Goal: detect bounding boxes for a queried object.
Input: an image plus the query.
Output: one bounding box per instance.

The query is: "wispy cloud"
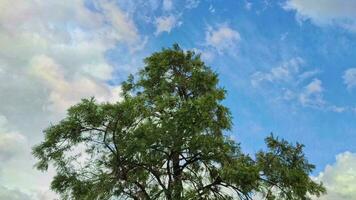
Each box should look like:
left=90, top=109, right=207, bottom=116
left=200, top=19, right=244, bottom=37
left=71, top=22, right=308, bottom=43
left=154, top=15, right=182, bottom=35
left=205, top=24, right=241, bottom=53
left=185, top=0, right=200, bottom=9
left=162, top=0, right=173, bottom=11
left=250, top=57, right=325, bottom=108
left=251, top=57, right=304, bottom=87
left=284, top=0, right=356, bottom=31
left=343, top=68, right=356, bottom=90
left=244, top=0, right=253, bottom=10
left=250, top=57, right=349, bottom=112
left=299, top=78, right=325, bottom=108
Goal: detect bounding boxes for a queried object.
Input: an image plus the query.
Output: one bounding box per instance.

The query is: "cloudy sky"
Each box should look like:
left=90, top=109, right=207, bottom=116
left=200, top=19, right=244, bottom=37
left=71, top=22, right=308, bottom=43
left=0, top=0, right=356, bottom=199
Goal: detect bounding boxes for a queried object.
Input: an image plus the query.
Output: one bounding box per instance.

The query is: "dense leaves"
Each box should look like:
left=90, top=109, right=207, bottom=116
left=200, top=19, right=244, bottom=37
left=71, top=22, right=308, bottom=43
left=33, top=44, right=325, bottom=200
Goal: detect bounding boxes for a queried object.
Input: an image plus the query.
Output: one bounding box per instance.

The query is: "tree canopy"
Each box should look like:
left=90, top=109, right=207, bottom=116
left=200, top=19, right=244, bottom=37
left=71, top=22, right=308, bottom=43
left=33, top=44, right=326, bottom=200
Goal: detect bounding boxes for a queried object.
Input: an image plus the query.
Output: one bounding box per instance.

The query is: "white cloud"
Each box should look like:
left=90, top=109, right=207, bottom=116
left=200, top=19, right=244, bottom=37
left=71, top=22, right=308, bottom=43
left=328, top=105, right=346, bottom=113
left=0, top=115, right=46, bottom=199
left=185, top=0, right=200, bottom=9
left=35, top=189, right=58, bottom=200
left=298, top=69, right=321, bottom=83
left=0, top=132, right=27, bottom=162
left=299, top=78, right=325, bottom=108
left=250, top=58, right=336, bottom=110
left=205, top=24, right=241, bottom=53
left=284, top=0, right=356, bottom=31
left=191, top=48, right=215, bottom=63
left=305, top=79, right=323, bottom=94
left=163, top=0, right=173, bottom=11
left=0, top=0, right=143, bottom=199
left=30, top=55, right=122, bottom=113
left=155, top=15, right=181, bottom=35
left=209, top=5, right=216, bottom=13
left=314, top=152, right=356, bottom=200
left=343, top=68, right=356, bottom=90
left=251, top=57, right=304, bottom=87
left=245, top=1, right=253, bottom=10
left=0, top=186, right=33, bottom=200
left=0, top=115, right=27, bottom=162
left=0, top=0, right=140, bottom=115
left=98, top=1, right=142, bottom=48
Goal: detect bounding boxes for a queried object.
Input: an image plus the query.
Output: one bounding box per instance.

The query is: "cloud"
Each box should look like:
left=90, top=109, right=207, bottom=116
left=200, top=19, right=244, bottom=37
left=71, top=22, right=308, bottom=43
left=36, top=189, right=58, bottom=200
left=284, top=0, right=356, bottom=31
left=251, top=57, right=304, bottom=87
left=299, top=79, right=325, bottom=108
left=190, top=48, right=215, bottom=63
left=250, top=58, right=341, bottom=110
left=250, top=58, right=356, bottom=112
left=30, top=55, right=121, bottom=113
left=343, top=68, right=356, bottom=90
left=0, top=132, right=27, bottom=162
left=205, top=24, right=241, bottom=53
left=163, top=0, right=173, bottom=11
left=328, top=105, right=347, bottom=113
left=314, top=152, right=356, bottom=200
left=245, top=1, right=253, bottom=10
left=0, top=0, right=140, bottom=116
left=185, top=0, right=200, bottom=9
left=0, top=186, right=33, bottom=200
left=251, top=61, right=356, bottom=113
left=0, top=115, right=27, bottom=162
left=208, top=5, right=216, bottom=13
left=0, top=0, right=143, bottom=198
left=0, top=115, right=45, bottom=199
left=155, top=15, right=182, bottom=35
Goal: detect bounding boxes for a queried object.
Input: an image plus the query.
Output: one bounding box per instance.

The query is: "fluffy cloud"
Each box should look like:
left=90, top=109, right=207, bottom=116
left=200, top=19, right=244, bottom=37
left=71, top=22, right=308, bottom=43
left=0, top=0, right=143, bottom=199
left=30, top=55, right=121, bottom=113
left=0, top=132, right=27, bottom=162
left=0, top=0, right=141, bottom=118
left=314, top=152, right=356, bottom=200
left=0, top=115, right=43, bottom=199
left=343, top=68, right=356, bottom=90
left=205, top=24, right=241, bottom=53
left=284, top=0, right=356, bottom=31
left=0, top=0, right=140, bottom=114
left=0, top=186, right=33, bottom=200
left=163, top=0, right=173, bottom=11
left=155, top=15, right=182, bottom=35
left=299, top=79, right=325, bottom=108
left=0, top=115, right=27, bottom=162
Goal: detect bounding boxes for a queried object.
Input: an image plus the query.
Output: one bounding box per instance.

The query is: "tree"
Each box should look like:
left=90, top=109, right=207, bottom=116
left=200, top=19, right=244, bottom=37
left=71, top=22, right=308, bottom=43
left=33, top=44, right=326, bottom=200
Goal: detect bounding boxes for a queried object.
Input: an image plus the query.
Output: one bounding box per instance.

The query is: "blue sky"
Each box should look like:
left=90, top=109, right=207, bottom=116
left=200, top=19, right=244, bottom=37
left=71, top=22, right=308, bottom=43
left=0, top=0, right=356, bottom=199
left=110, top=0, right=356, bottom=172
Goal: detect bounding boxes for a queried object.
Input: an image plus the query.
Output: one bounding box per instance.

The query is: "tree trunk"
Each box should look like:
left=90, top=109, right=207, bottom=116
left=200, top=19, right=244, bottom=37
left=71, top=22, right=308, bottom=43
left=172, top=151, right=183, bottom=199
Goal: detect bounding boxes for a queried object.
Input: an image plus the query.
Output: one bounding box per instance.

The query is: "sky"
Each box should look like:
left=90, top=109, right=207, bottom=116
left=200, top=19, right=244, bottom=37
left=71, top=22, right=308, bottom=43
left=0, top=0, right=356, bottom=199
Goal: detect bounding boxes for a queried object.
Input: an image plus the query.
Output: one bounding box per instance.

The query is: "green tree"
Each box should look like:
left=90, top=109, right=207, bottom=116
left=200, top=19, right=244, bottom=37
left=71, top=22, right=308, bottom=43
left=33, top=44, right=325, bottom=200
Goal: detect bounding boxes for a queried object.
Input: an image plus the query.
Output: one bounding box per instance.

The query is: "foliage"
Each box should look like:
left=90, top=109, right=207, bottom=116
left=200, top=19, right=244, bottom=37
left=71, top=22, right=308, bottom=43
left=33, top=44, right=326, bottom=200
